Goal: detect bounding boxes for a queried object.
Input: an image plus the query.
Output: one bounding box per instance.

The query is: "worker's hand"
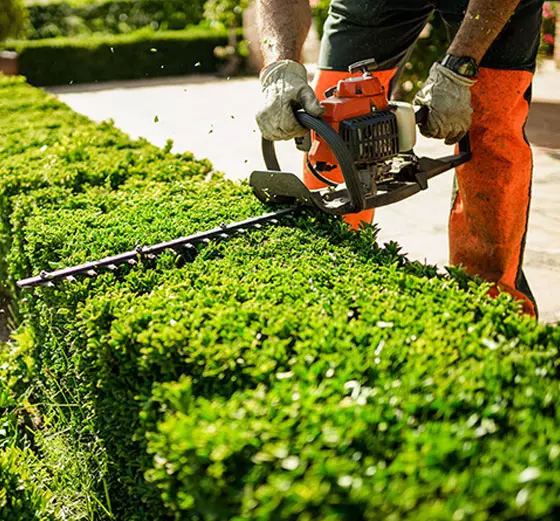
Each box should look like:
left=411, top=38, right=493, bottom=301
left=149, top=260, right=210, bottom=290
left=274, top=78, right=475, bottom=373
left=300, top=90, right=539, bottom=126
left=256, top=60, right=325, bottom=141
left=413, top=62, right=477, bottom=145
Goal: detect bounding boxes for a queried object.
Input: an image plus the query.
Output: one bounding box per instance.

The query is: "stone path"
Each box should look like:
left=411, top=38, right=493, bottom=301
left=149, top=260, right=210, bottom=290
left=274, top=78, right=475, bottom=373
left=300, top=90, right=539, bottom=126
left=48, top=63, right=560, bottom=323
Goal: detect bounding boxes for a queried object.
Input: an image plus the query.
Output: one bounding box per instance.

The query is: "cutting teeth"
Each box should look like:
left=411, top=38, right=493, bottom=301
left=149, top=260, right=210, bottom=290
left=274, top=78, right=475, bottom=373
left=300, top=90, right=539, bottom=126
left=17, top=206, right=300, bottom=289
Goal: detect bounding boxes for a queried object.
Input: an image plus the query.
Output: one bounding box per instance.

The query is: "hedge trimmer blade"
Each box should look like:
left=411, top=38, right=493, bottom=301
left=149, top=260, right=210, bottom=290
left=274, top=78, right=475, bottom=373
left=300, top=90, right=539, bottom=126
left=17, top=206, right=300, bottom=289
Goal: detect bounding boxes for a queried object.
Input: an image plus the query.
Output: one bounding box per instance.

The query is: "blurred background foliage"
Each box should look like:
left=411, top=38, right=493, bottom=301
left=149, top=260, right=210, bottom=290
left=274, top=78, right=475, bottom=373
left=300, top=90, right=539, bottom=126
left=0, top=0, right=28, bottom=42
left=541, top=1, right=557, bottom=56
left=23, top=0, right=207, bottom=39
left=204, top=0, right=248, bottom=29
left=1, top=0, right=557, bottom=92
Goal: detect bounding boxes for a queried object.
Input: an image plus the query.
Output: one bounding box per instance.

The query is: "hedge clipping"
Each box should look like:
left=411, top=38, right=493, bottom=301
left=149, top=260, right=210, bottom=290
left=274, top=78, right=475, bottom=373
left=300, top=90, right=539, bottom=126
left=0, top=76, right=559, bottom=520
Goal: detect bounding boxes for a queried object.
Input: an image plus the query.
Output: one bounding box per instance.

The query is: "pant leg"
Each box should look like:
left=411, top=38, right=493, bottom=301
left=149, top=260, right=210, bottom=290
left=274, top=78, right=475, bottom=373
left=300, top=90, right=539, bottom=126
left=319, top=0, right=435, bottom=72
left=309, top=0, right=434, bottom=229
left=441, top=0, right=543, bottom=317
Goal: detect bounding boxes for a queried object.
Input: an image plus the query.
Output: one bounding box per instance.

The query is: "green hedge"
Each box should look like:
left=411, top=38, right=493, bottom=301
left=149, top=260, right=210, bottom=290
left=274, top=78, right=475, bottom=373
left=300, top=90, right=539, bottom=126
left=6, top=26, right=231, bottom=85
left=1, top=77, right=560, bottom=520
left=25, top=0, right=206, bottom=39
left=0, top=447, right=53, bottom=520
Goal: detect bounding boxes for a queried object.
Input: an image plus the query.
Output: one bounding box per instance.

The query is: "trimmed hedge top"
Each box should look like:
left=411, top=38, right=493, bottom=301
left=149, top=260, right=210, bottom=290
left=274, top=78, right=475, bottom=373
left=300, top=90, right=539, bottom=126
left=1, top=78, right=559, bottom=520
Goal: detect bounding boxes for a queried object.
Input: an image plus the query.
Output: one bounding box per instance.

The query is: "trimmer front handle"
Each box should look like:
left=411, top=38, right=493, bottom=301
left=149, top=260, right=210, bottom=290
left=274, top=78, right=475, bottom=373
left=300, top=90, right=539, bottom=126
left=253, top=109, right=472, bottom=215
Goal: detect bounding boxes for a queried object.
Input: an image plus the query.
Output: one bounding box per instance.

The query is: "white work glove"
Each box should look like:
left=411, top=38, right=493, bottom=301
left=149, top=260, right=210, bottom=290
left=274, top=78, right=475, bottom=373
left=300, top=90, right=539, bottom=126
left=256, top=60, right=325, bottom=141
left=413, top=62, right=477, bottom=145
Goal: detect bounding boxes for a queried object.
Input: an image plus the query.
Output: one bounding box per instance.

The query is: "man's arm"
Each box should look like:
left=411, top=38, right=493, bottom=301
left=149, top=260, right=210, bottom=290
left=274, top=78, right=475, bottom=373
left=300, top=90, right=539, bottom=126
left=414, top=0, right=522, bottom=143
left=448, top=0, right=522, bottom=63
left=254, top=0, right=324, bottom=141
left=257, top=0, right=311, bottom=65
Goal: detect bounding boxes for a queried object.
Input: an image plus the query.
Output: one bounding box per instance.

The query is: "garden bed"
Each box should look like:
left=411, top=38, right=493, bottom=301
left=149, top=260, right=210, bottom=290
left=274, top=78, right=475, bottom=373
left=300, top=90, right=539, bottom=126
left=1, top=77, right=559, bottom=520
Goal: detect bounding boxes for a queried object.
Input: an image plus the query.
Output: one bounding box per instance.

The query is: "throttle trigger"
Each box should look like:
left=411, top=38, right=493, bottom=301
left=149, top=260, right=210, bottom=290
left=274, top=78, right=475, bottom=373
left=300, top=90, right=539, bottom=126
left=415, top=171, right=428, bottom=190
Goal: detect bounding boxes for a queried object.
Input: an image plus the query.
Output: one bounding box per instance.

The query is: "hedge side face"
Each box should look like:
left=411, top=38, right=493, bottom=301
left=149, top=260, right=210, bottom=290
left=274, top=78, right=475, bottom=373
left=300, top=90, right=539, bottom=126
left=7, top=27, right=231, bottom=86
left=1, top=78, right=560, bottom=520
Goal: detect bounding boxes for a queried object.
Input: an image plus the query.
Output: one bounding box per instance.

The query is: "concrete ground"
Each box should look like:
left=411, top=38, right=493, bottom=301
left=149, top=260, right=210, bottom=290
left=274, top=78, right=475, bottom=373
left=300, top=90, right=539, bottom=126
left=48, top=63, right=560, bottom=323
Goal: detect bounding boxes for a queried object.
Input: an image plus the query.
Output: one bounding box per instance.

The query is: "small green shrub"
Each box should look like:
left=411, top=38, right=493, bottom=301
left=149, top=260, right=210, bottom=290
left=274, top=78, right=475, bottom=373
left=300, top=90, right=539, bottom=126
left=6, top=26, right=232, bottom=85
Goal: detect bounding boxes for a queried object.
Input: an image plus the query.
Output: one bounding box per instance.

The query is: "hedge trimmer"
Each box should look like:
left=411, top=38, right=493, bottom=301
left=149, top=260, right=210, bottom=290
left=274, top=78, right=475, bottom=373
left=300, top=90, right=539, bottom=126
left=17, top=58, right=470, bottom=289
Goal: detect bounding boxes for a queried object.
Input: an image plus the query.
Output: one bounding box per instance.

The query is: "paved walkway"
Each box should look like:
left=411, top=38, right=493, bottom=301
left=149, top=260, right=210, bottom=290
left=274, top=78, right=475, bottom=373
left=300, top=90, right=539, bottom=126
left=49, top=63, right=560, bottom=323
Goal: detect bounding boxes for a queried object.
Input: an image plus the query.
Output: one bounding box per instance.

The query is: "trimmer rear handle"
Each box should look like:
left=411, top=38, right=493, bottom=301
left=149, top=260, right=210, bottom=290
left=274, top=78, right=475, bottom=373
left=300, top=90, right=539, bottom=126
left=414, top=105, right=430, bottom=126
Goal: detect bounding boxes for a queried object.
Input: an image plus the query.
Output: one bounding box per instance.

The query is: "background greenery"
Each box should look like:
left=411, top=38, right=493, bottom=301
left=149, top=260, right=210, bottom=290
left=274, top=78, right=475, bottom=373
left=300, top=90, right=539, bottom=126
left=0, top=0, right=28, bottom=42
left=3, top=0, right=558, bottom=88
left=541, top=2, right=557, bottom=57
left=3, top=0, right=449, bottom=90
left=24, top=0, right=206, bottom=39
left=7, top=26, right=232, bottom=85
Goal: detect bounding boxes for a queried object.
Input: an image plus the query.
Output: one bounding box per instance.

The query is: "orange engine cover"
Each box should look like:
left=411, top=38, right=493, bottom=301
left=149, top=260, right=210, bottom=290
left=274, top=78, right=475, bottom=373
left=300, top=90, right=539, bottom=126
left=310, top=74, right=390, bottom=167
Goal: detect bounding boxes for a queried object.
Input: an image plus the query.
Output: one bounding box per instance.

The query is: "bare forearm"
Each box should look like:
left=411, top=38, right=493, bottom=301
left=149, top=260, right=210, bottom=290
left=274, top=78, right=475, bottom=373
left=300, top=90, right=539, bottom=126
left=448, top=0, right=521, bottom=63
left=257, top=0, right=311, bottom=66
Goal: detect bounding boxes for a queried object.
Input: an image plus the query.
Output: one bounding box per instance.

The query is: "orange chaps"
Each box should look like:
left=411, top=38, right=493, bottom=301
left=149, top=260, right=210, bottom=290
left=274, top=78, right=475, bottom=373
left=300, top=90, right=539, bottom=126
left=450, top=68, right=536, bottom=316
left=305, top=68, right=537, bottom=316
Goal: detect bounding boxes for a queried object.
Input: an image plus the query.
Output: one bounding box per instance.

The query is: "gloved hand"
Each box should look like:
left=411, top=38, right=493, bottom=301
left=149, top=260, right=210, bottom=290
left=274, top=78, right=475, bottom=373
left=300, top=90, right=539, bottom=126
left=413, top=62, right=477, bottom=145
left=256, top=60, right=325, bottom=141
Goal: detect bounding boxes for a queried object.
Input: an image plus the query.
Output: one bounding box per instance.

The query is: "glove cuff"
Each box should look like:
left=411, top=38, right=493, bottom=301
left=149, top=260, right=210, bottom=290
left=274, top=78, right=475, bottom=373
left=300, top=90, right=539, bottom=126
left=260, top=60, right=308, bottom=87
left=436, top=62, right=477, bottom=88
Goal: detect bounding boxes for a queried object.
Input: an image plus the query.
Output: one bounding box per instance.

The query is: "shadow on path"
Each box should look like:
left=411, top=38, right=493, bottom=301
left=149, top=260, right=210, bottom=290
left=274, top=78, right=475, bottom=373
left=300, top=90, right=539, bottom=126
left=527, top=101, right=560, bottom=150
